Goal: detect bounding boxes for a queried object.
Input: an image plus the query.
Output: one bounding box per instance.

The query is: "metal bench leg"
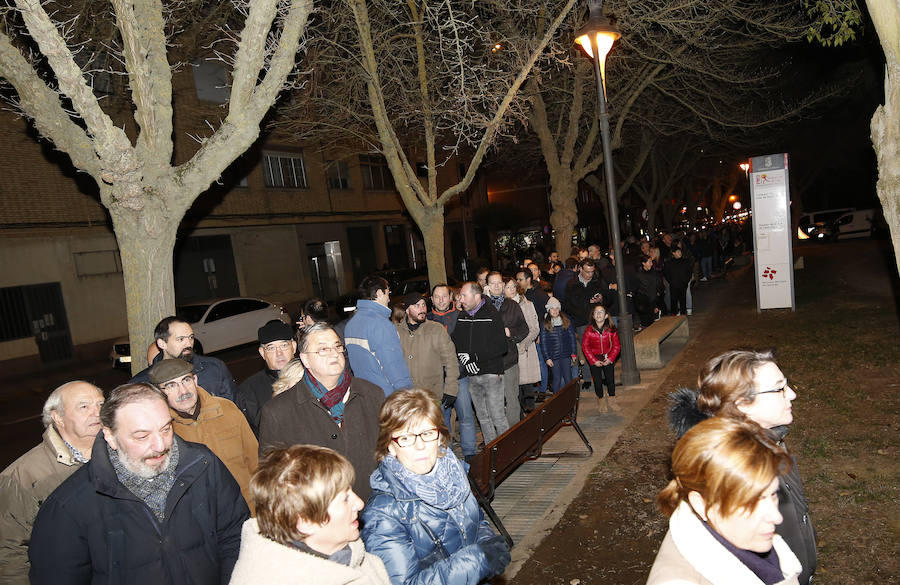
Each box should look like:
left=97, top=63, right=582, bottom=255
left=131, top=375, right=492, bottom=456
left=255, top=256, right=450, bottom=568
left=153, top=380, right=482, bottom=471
left=468, top=475, right=514, bottom=549
left=567, top=417, right=594, bottom=456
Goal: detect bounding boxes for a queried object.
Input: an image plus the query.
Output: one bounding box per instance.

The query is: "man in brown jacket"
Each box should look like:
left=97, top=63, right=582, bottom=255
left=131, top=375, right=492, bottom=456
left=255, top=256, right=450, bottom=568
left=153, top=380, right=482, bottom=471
left=396, top=292, right=459, bottom=406
left=149, top=359, right=258, bottom=512
left=0, top=381, right=104, bottom=584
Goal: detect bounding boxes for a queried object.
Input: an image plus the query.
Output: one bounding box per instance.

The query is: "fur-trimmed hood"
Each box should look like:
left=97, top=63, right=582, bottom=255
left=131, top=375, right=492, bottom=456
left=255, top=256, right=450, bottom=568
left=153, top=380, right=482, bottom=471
left=667, top=387, right=711, bottom=438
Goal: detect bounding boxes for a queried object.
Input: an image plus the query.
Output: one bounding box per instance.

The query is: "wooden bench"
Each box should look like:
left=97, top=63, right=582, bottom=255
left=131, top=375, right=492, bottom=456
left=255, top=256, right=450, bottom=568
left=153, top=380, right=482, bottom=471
left=633, top=315, right=689, bottom=369
left=467, top=379, right=593, bottom=547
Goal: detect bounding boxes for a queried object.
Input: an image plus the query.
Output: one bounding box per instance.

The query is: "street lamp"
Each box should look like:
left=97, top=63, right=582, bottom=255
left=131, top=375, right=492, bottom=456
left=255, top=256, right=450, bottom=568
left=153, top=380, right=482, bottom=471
left=575, top=0, right=640, bottom=386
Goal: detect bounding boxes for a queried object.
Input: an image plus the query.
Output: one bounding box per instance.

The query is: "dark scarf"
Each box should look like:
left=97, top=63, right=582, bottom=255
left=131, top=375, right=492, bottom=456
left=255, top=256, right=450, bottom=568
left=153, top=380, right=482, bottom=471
left=288, top=540, right=353, bottom=566
left=303, top=364, right=352, bottom=426
left=107, top=439, right=180, bottom=522
left=703, top=521, right=784, bottom=585
left=172, top=393, right=202, bottom=421
left=488, top=294, right=504, bottom=311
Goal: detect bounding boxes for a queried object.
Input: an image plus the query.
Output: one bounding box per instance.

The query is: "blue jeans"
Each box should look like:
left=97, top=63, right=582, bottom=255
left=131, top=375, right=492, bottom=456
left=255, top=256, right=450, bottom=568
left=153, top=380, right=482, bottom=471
left=538, top=351, right=549, bottom=393
left=701, top=257, right=713, bottom=279
left=549, top=360, right=574, bottom=393
left=444, top=376, right=476, bottom=456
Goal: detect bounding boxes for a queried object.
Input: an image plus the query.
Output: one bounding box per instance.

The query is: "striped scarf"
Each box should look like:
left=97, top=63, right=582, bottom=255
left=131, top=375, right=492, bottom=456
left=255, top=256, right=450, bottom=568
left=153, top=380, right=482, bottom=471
left=303, top=364, right=352, bottom=426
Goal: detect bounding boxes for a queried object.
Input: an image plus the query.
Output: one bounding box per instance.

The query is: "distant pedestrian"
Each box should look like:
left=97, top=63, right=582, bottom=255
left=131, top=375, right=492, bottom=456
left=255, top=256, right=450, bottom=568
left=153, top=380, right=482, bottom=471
left=663, top=247, right=692, bottom=316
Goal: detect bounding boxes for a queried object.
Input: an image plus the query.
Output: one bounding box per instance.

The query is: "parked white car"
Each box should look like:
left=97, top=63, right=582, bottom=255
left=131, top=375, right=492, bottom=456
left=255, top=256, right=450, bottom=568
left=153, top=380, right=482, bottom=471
left=111, top=297, right=290, bottom=368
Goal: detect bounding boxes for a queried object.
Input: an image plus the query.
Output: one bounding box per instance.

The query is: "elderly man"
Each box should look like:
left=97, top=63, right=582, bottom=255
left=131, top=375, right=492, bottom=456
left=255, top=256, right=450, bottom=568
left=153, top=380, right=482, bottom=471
left=485, top=272, right=529, bottom=427
left=149, top=359, right=258, bottom=512
left=451, top=282, right=509, bottom=445
left=258, top=323, right=384, bottom=500
left=0, top=381, right=103, bottom=584
left=236, top=320, right=297, bottom=435
left=345, top=275, right=413, bottom=396
left=130, top=316, right=239, bottom=401
left=396, top=292, right=459, bottom=406
left=29, top=383, right=249, bottom=585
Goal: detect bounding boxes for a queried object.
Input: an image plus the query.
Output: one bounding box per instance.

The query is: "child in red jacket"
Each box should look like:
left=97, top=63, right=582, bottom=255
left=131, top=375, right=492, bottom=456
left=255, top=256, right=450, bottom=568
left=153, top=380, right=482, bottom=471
left=581, top=305, right=621, bottom=412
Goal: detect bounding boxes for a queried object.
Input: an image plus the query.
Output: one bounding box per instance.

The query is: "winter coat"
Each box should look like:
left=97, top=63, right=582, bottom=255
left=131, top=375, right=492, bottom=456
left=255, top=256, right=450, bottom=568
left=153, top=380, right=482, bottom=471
left=28, top=434, right=249, bottom=585
left=634, top=268, right=662, bottom=312
left=396, top=319, right=459, bottom=400
left=663, top=257, right=693, bottom=290
left=346, top=300, right=414, bottom=396
left=427, top=309, right=460, bottom=335
left=564, top=276, right=610, bottom=328
left=647, top=501, right=801, bottom=585
left=552, top=269, right=576, bottom=302
left=451, top=301, right=508, bottom=377
left=488, top=296, right=529, bottom=371
left=537, top=318, right=577, bottom=363
left=235, top=368, right=278, bottom=436
left=581, top=325, right=621, bottom=366
left=524, top=287, right=550, bottom=324
left=361, top=457, right=498, bottom=585
left=668, top=389, right=817, bottom=585
left=516, top=298, right=541, bottom=385
left=258, top=376, right=384, bottom=501
left=228, top=519, right=392, bottom=585
left=170, top=386, right=259, bottom=514
left=131, top=353, right=239, bottom=402
left=0, top=426, right=84, bottom=585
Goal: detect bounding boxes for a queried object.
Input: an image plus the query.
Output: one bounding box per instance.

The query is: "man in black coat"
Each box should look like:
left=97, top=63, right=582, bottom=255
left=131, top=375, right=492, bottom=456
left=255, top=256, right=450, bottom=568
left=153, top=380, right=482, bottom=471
left=29, top=383, right=249, bottom=585
left=235, top=320, right=297, bottom=436
left=485, top=271, right=529, bottom=426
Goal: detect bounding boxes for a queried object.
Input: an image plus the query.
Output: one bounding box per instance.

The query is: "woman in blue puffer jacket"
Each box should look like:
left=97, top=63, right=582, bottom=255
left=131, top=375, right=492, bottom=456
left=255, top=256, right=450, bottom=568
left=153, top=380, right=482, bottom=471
left=537, top=297, right=578, bottom=393
left=361, top=389, right=510, bottom=585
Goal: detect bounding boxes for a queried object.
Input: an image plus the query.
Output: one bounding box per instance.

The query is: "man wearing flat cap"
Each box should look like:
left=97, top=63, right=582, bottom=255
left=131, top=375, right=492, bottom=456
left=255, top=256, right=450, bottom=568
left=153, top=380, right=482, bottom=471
left=149, top=359, right=258, bottom=512
left=236, top=320, right=297, bottom=436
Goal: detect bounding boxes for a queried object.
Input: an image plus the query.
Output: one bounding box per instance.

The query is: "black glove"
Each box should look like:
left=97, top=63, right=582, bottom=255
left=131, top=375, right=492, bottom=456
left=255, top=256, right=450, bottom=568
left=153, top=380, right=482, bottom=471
left=441, top=393, right=457, bottom=409
left=478, top=535, right=510, bottom=577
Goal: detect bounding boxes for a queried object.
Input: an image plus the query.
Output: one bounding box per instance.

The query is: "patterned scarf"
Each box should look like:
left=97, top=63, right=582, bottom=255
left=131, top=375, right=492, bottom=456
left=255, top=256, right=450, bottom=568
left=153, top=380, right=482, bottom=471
left=61, top=435, right=89, bottom=464
left=107, top=438, right=180, bottom=522
left=303, top=364, right=353, bottom=426
left=383, top=446, right=470, bottom=530
left=488, top=294, right=504, bottom=311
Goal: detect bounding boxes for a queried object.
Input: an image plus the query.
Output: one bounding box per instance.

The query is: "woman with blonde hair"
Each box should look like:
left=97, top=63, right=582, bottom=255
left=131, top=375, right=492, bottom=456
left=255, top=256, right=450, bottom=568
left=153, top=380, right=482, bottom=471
left=271, top=358, right=305, bottom=397
left=647, top=417, right=801, bottom=585
left=229, top=445, right=391, bottom=585
left=361, top=388, right=510, bottom=585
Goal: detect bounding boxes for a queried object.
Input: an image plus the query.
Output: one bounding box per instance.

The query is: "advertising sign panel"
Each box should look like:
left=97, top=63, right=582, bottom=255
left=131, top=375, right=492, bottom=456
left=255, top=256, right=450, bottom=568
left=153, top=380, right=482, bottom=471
left=749, top=153, right=795, bottom=311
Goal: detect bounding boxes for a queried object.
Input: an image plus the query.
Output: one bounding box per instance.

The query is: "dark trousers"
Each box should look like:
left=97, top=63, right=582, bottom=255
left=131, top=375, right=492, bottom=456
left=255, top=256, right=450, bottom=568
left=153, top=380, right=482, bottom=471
left=670, top=285, right=688, bottom=315
left=589, top=363, right=616, bottom=398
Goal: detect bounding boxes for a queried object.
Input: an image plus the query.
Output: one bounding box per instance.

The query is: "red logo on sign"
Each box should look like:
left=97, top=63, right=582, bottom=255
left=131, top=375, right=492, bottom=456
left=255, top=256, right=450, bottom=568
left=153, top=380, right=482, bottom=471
left=761, top=267, right=777, bottom=280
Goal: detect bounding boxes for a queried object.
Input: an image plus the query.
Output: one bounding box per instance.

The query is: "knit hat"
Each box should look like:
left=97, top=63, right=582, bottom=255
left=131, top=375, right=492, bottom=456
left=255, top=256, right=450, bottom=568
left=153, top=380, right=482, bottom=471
left=148, top=358, right=194, bottom=385
left=258, top=320, right=294, bottom=345
left=545, top=296, right=562, bottom=315
left=403, top=292, right=425, bottom=308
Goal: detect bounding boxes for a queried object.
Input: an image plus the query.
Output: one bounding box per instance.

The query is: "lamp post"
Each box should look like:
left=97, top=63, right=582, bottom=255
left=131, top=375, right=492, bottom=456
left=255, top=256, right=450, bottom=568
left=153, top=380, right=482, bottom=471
left=575, top=0, right=639, bottom=386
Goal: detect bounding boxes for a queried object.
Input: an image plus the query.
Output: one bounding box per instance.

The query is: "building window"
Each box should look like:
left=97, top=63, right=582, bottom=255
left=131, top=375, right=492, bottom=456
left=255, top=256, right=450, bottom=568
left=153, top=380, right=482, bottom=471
left=263, top=151, right=308, bottom=189
left=327, top=160, right=351, bottom=190
left=0, top=286, right=31, bottom=341
left=360, top=155, right=395, bottom=191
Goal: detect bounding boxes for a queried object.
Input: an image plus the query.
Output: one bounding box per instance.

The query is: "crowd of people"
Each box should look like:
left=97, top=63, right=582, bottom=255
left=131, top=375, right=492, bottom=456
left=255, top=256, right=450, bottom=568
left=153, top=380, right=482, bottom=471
left=0, top=226, right=816, bottom=585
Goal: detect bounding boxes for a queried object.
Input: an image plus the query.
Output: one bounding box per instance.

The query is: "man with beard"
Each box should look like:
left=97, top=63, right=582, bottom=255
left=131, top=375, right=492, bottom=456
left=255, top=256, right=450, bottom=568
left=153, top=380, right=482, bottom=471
left=150, top=359, right=258, bottom=512
left=130, top=316, right=239, bottom=401
left=485, top=272, right=528, bottom=427
left=1, top=381, right=103, bottom=584
left=235, top=320, right=297, bottom=435
left=258, top=323, right=384, bottom=500
left=29, top=383, right=248, bottom=585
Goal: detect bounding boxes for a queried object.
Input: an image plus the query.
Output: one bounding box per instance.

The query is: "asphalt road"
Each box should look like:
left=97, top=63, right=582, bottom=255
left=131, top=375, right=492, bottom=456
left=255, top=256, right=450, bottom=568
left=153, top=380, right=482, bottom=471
left=0, top=344, right=267, bottom=469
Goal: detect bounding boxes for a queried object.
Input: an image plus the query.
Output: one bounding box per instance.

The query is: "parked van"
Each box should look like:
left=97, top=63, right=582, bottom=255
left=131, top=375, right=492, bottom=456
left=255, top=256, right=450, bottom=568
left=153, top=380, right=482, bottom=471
left=830, top=209, right=875, bottom=239
left=797, top=208, right=854, bottom=240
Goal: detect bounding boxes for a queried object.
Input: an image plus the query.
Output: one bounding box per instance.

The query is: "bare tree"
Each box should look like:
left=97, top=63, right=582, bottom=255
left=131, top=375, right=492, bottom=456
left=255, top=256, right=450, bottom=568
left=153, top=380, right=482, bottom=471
left=0, top=0, right=313, bottom=372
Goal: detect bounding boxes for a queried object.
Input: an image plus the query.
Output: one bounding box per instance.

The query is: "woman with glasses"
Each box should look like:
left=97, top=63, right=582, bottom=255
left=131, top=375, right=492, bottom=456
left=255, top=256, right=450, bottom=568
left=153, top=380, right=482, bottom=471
left=647, top=417, right=802, bottom=585
left=361, top=388, right=510, bottom=585
left=258, top=323, right=385, bottom=501
left=667, top=350, right=816, bottom=585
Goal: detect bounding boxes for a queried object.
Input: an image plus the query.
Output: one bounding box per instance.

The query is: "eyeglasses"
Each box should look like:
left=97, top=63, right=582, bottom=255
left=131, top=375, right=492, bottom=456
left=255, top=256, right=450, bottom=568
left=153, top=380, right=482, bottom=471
left=263, top=341, right=293, bottom=354
left=161, top=375, right=194, bottom=392
left=391, top=428, right=440, bottom=448
left=752, top=382, right=789, bottom=397
left=304, top=344, right=346, bottom=357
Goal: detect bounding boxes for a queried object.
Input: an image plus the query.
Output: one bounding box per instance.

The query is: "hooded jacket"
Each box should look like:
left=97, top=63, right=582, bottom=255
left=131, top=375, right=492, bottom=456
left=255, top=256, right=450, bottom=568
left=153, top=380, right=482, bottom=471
left=668, top=389, right=817, bottom=585
left=647, top=501, right=801, bottom=585
left=361, top=457, right=498, bottom=585
left=28, top=434, right=249, bottom=585
left=228, top=519, right=392, bottom=585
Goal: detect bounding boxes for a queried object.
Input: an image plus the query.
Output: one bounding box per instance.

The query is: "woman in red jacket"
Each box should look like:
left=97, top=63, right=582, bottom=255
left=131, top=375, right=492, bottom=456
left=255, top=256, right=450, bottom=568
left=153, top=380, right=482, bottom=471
left=581, top=305, right=621, bottom=413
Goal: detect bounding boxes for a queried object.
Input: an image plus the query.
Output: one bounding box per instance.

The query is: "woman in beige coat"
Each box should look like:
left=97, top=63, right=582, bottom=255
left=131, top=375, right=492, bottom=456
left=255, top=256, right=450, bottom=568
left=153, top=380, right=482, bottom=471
left=647, top=417, right=802, bottom=585
left=504, top=277, right=540, bottom=418
left=229, top=445, right=391, bottom=585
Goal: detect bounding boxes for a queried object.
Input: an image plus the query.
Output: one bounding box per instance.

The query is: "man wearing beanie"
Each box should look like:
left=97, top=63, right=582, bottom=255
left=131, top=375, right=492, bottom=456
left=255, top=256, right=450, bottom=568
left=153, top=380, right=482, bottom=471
left=150, top=359, right=258, bottom=512
left=236, top=320, right=297, bottom=436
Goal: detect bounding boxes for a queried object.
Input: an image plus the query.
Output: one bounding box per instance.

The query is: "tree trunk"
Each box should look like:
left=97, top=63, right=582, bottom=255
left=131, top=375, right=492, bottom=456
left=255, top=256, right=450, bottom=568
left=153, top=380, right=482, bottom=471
left=419, top=205, right=448, bottom=286
left=550, top=174, right=579, bottom=254
left=108, top=187, right=182, bottom=375
left=867, top=0, right=900, bottom=276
